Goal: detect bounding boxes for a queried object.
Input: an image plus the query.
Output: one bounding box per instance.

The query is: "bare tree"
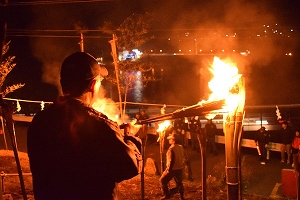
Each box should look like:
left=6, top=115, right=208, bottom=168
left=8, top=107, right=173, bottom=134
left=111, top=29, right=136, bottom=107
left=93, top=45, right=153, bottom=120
left=0, top=41, right=25, bottom=97
left=101, top=13, right=157, bottom=121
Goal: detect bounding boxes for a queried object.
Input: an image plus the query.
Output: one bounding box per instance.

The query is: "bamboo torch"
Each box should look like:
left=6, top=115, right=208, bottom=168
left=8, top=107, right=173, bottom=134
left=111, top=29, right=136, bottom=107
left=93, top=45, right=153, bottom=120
left=223, top=77, right=245, bottom=200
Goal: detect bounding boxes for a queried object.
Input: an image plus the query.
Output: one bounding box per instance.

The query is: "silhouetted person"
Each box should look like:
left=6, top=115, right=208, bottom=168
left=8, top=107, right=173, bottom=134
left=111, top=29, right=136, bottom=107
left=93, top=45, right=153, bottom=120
left=291, top=130, right=300, bottom=172
left=188, top=116, right=201, bottom=152
left=27, top=52, right=142, bottom=200
left=205, top=119, right=218, bottom=155
left=280, top=121, right=293, bottom=164
left=255, top=127, right=270, bottom=165
left=139, top=109, right=149, bottom=145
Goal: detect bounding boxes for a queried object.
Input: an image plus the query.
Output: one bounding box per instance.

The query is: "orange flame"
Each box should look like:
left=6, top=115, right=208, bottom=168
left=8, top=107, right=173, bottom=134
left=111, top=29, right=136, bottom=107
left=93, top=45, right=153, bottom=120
left=156, top=120, right=171, bottom=142
left=92, top=98, right=121, bottom=124
left=157, top=120, right=171, bottom=132
left=205, top=57, right=242, bottom=119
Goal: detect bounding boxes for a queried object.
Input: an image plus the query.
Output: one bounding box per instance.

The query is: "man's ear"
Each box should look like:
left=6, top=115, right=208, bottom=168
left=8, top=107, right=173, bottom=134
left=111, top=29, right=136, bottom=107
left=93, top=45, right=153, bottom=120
left=89, top=79, right=97, bottom=92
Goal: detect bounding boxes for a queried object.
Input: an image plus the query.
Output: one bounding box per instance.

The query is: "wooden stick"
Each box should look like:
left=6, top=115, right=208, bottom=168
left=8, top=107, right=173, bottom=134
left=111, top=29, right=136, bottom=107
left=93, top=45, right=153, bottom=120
left=140, top=99, right=225, bottom=124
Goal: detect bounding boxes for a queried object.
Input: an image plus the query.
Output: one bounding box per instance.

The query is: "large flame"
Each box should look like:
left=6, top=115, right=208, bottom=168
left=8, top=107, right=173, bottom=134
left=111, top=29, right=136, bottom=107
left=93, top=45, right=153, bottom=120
left=156, top=120, right=171, bottom=142
left=92, top=98, right=121, bottom=123
left=205, top=57, right=242, bottom=118
left=157, top=120, right=171, bottom=132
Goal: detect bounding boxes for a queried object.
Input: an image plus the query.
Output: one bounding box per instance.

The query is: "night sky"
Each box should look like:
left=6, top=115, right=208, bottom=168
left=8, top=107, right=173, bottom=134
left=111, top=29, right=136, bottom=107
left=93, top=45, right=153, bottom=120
left=1, top=0, right=300, bottom=106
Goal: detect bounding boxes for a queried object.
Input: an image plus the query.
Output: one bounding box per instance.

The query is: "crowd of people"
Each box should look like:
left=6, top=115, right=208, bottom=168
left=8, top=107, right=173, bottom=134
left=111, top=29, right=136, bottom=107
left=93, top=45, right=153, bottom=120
left=255, top=120, right=300, bottom=170
left=133, top=111, right=219, bottom=199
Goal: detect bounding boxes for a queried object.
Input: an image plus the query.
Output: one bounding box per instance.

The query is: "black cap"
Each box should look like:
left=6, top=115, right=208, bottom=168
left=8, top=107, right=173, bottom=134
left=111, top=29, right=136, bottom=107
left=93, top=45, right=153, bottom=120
left=60, top=52, right=108, bottom=97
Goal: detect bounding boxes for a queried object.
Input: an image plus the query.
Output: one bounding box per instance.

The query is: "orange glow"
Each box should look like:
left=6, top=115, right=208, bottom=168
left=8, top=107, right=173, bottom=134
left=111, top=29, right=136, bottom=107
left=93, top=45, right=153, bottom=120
left=157, top=120, right=171, bottom=132
left=205, top=57, right=242, bottom=118
left=92, top=98, right=121, bottom=123
left=156, top=120, right=171, bottom=142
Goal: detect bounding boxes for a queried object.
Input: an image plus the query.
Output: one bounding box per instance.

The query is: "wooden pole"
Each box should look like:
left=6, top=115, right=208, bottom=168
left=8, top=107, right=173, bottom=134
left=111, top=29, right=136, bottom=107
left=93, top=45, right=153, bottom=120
left=197, top=131, right=207, bottom=200
left=224, top=77, right=245, bottom=200
left=109, top=34, right=123, bottom=122
left=141, top=140, right=145, bottom=200
left=79, top=33, right=84, bottom=52
left=2, top=104, right=27, bottom=200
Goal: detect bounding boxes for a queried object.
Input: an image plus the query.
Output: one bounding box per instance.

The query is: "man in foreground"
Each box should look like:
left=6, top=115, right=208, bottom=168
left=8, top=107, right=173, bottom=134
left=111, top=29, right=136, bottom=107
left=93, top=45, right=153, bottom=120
left=27, top=52, right=142, bottom=200
left=160, top=134, right=186, bottom=200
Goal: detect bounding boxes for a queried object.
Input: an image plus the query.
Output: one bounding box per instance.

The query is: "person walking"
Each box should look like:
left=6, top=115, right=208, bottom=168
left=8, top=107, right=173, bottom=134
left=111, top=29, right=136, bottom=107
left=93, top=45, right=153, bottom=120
left=27, top=52, right=142, bottom=200
left=205, top=119, right=218, bottom=155
left=255, top=127, right=270, bottom=165
left=160, top=134, right=186, bottom=200
left=280, top=121, right=294, bottom=164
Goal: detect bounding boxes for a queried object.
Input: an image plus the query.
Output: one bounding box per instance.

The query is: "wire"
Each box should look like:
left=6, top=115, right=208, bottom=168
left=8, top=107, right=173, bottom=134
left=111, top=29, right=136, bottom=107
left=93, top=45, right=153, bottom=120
left=6, top=34, right=112, bottom=38
left=7, top=0, right=113, bottom=6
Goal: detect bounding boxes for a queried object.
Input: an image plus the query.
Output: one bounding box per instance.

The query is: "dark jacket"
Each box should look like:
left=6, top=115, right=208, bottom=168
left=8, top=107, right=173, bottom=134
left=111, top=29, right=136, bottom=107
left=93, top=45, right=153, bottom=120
left=281, top=127, right=294, bottom=144
left=255, top=130, right=270, bottom=144
left=205, top=122, right=217, bottom=138
left=166, top=144, right=185, bottom=171
left=27, top=97, right=141, bottom=200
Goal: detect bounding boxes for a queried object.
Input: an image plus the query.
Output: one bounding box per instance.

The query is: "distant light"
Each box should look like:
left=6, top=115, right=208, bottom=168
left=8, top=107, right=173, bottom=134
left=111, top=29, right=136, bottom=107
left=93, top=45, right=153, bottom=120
left=189, top=50, right=192, bottom=52
left=222, top=50, right=225, bottom=52
left=291, top=29, right=294, bottom=32
left=257, top=34, right=260, bottom=37
left=150, top=49, right=153, bottom=52
left=225, top=34, right=228, bottom=37
left=256, top=120, right=268, bottom=125
left=285, top=53, right=292, bottom=56
left=168, top=38, right=171, bottom=40
left=240, top=50, right=250, bottom=56
left=160, top=50, right=162, bottom=52
left=210, top=50, right=213, bottom=52
left=264, top=30, right=267, bottom=33
left=267, top=25, right=270, bottom=28
left=179, top=49, right=182, bottom=52
left=173, top=53, right=177, bottom=55
left=233, top=50, right=236, bottom=52
left=199, top=49, right=202, bottom=52
left=194, top=38, right=197, bottom=41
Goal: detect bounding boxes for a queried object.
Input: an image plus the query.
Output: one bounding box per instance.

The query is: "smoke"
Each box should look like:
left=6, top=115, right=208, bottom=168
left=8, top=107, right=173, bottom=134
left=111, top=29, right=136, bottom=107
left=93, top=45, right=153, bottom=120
left=148, top=0, right=299, bottom=105
left=26, top=1, right=299, bottom=105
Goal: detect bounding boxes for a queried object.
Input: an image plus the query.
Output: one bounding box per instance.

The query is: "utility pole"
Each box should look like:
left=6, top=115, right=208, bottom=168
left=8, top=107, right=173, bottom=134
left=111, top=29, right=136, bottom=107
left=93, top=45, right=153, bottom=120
left=109, top=34, right=123, bottom=122
left=79, top=33, right=84, bottom=52
left=0, top=1, right=5, bottom=197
